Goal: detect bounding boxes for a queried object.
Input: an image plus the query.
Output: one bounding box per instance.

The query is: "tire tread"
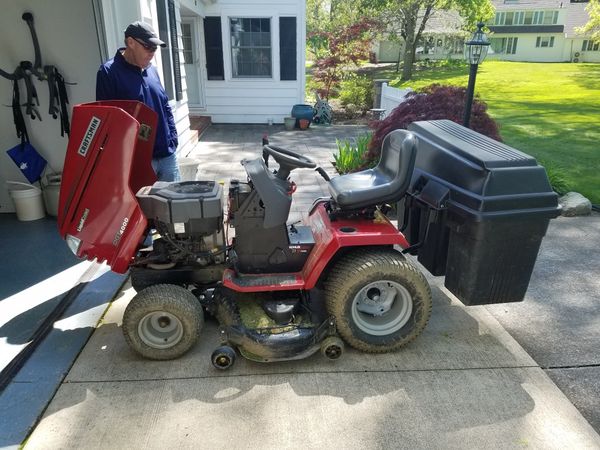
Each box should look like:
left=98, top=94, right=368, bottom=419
left=122, top=284, right=203, bottom=360
left=324, top=248, right=432, bottom=353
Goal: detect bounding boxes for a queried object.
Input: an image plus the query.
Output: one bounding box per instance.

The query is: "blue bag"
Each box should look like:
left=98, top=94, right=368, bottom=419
left=6, top=142, right=47, bottom=183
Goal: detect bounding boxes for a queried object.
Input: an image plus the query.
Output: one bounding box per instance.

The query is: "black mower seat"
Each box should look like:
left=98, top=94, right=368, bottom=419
left=328, top=129, right=417, bottom=210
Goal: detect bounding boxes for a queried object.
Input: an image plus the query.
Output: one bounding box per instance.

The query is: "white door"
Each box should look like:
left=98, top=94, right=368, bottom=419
left=182, top=20, right=205, bottom=110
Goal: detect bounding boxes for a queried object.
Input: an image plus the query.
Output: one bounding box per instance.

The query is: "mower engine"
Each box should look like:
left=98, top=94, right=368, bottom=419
left=136, top=180, right=226, bottom=268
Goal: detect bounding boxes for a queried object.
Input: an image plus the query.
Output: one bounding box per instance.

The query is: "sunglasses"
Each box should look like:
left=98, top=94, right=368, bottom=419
left=133, top=38, right=158, bottom=52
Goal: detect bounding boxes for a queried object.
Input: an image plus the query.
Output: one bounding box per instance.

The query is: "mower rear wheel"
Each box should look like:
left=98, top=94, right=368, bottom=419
left=122, top=284, right=204, bottom=360
left=324, top=249, right=432, bottom=353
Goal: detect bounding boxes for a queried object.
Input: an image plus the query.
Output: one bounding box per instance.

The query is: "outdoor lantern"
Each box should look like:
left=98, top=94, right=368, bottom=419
left=464, top=22, right=490, bottom=65
left=463, top=22, right=490, bottom=127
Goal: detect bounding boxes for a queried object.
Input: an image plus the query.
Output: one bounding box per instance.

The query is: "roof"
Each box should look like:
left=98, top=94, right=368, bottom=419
left=564, top=2, right=591, bottom=36
left=421, top=9, right=464, bottom=34
left=492, top=0, right=566, bottom=11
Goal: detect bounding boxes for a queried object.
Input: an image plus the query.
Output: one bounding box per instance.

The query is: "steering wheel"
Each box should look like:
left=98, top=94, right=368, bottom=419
left=263, top=145, right=316, bottom=179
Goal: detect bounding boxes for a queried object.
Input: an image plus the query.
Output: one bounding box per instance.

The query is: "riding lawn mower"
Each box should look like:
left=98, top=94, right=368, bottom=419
left=58, top=101, right=560, bottom=369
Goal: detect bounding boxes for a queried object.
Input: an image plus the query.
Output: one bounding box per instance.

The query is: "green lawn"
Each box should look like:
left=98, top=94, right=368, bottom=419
left=386, top=61, right=600, bottom=204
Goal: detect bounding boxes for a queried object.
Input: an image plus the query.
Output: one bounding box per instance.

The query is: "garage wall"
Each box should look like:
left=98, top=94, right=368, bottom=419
left=0, top=0, right=101, bottom=212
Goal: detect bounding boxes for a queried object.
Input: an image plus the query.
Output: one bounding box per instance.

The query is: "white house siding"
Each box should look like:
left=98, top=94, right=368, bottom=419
left=488, top=0, right=599, bottom=63
left=487, top=33, right=567, bottom=62
left=571, top=39, right=600, bottom=62
left=0, top=0, right=101, bottom=212
left=203, top=0, right=306, bottom=123
left=375, top=41, right=402, bottom=63
left=98, top=0, right=200, bottom=156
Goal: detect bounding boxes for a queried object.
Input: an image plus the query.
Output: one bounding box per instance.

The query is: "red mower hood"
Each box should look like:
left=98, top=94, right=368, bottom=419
left=58, top=101, right=157, bottom=273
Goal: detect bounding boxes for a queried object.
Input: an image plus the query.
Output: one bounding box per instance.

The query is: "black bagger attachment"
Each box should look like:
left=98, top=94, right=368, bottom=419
left=400, top=120, right=561, bottom=306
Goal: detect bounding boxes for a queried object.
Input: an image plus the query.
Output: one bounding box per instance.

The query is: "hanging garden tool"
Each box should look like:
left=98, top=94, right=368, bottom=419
left=18, top=61, right=41, bottom=121
left=0, top=11, right=74, bottom=137
left=21, top=11, right=72, bottom=135
left=44, top=65, right=71, bottom=136
left=6, top=77, right=47, bottom=183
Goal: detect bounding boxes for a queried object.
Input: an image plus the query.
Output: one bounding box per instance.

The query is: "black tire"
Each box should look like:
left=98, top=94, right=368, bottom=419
left=324, top=248, right=432, bottom=353
left=122, top=284, right=204, bottom=360
left=211, top=345, right=237, bottom=370
left=131, top=277, right=153, bottom=293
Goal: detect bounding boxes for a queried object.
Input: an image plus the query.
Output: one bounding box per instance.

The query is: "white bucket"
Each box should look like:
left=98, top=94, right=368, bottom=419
left=178, top=157, right=201, bottom=181
left=7, top=181, right=46, bottom=221
left=42, top=173, right=62, bottom=217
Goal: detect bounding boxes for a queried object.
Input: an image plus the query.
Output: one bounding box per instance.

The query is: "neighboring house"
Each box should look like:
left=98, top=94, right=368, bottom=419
left=373, top=10, right=467, bottom=63
left=0, top=0, right=306, bottom=213
left=373, top=0, right=599, bottom=64
left=487, top=0, right=600, bottom=63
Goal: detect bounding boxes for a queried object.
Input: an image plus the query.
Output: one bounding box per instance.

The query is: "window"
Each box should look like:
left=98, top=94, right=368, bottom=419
left=493, top=10, right=558, bottom=25
left=536, top=36, right=555, bottom=47
left=514, top=11, right=524, bottom=24
left=543, top=11, right=559, bottom=24
left=490, top=37, right=518, bottom=54
left=230, top=18, right=271, bottom=78
left=582, top=40, right=600, bottom=51
left=181, top=23, right=193, bottom=64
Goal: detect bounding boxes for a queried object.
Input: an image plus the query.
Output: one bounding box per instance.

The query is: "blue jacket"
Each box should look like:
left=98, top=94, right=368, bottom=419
left=96, top=49, right=178, bottom=159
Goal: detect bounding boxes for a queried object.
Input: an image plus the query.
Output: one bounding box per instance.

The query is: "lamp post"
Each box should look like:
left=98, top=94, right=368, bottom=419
left=463, top=22, right=490, bottom=127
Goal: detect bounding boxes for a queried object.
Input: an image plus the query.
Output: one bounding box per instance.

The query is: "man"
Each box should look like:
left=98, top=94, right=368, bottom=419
left=96, top=21, right=180, bottom=181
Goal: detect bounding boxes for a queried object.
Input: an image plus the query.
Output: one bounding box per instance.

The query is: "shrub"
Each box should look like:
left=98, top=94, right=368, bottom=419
left=339, top=74, right=373, bottom=112
left=333, top=132, right=374, bottom=174
left=367, top=84, right=502, bottom=162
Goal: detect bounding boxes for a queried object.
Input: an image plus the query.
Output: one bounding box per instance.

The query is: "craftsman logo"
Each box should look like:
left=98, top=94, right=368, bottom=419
left=76, top=208, right=90, bottom=232
left=78, top=116, right=101, bottom=157
left=112, top=217, right=129, bottom=246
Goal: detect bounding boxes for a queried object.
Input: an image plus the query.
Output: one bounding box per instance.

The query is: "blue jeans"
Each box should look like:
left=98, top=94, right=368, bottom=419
left=152, top=153, right=181, bottom=182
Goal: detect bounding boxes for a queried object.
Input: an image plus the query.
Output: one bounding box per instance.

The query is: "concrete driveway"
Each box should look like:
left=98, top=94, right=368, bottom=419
left=22, top=125, right=600, bottom=449
left=487, top=213, right=600, bottom=431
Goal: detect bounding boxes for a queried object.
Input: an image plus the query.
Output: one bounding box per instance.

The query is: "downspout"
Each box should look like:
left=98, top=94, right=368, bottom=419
left=570, top=34, right=573, bottom=62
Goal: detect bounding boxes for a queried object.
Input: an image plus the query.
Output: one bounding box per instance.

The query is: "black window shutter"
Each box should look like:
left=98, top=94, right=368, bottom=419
left=204, top=17, right=224, bottom=80
left=156, top=2, right=174, bottom=99
left=279, top=17, right=296, bottom=81
left=168, top=0, right=182, bottom=100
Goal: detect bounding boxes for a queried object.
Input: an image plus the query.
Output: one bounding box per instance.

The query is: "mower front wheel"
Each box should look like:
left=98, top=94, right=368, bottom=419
left=324, top=249, right=432, bottom=353
left=122, top=284, right=204, bottom=360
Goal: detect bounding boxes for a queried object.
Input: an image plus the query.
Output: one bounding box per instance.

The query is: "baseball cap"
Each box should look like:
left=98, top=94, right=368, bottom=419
left=124, top=21, right=166, bottom=48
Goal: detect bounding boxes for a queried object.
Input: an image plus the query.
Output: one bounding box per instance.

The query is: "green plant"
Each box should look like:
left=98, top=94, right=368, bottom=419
left=309, top=18, right=380, bottom=99
left=539, top=159, right=571, bottom=195
left=333, top=132, right=374, bottom=174
left=339, top=74, right=373, bottom=112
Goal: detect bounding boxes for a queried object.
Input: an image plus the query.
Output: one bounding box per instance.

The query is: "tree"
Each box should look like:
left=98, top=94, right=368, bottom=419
left=363, top=0, right=494, bottom=81
left=306, top=0, right=378, bottom=59
left=309, top=18, right=381, bottom=99
left=576, top=0, right=600, bottom=43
